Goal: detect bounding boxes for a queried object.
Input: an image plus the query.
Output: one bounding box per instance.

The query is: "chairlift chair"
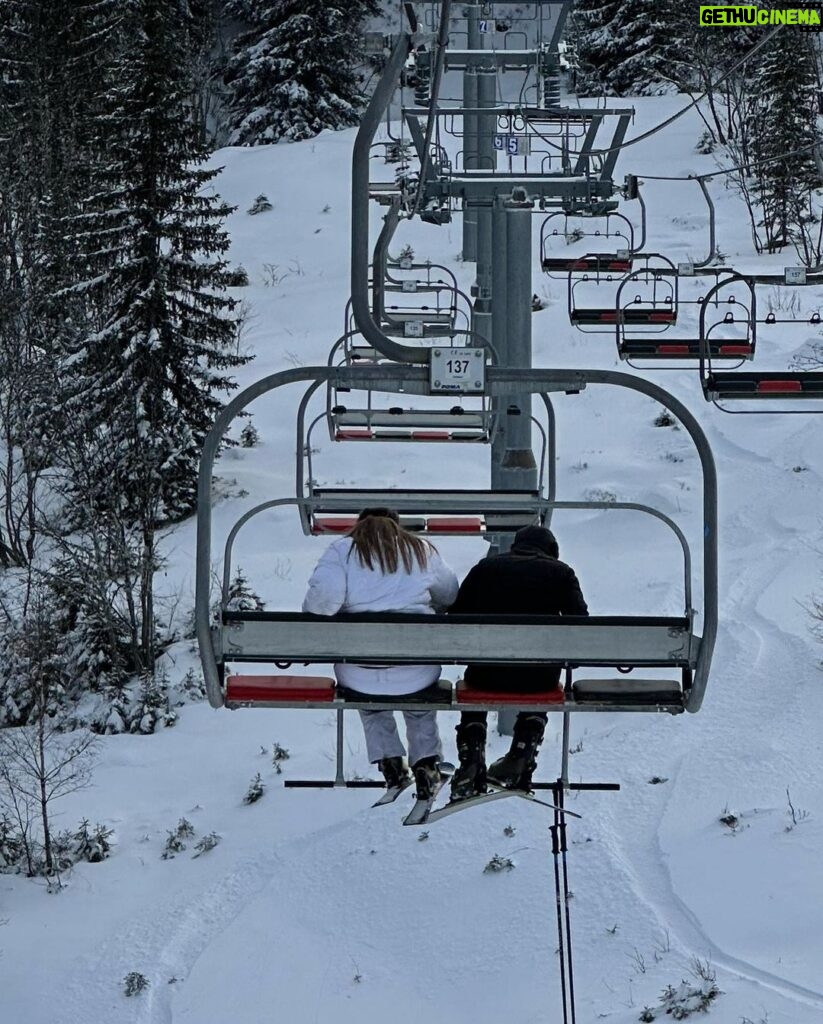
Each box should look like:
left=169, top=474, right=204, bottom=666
left=699, top=272, right=823, bottom=410
left=196, top=364, right=717, bottom=724
left=617, top=269, right=755, bottom=367
left=568, top=254, right=677, bottom=332
left=540, top=210, right=637, bottom=278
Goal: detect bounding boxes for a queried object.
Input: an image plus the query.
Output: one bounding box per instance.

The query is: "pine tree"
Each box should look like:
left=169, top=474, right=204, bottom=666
left=568, top=0, right=622, bottom=94
left=604, top=0, right=670, bottom=96
left=53, top=0, right=248, bottom=669
left=226, top=568, right=265, bottom=611
left=224, top=0, right=379, bottom=145
left=61, top=0, right=247, bottom=524
left=746, top=25, right=822, bottom=257
left=0, top=2, right=124, bottom=566
left=570, top=0, right=670, bottom=96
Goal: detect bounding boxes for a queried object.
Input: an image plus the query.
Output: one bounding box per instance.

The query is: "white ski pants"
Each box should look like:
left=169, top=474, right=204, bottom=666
left=358, top=709, right=442, bottom=767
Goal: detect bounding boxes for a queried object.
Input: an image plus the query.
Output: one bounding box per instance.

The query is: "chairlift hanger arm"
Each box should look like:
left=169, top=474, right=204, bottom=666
left=352, top=30, right=429, bottom=364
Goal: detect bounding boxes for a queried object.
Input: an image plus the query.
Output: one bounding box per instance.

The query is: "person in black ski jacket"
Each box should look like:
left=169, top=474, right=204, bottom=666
left=448, top=525, right=588, bottom=799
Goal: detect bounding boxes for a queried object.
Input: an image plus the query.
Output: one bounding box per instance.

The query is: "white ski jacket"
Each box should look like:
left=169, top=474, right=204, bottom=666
left=302, top=537, right=459, bottom=695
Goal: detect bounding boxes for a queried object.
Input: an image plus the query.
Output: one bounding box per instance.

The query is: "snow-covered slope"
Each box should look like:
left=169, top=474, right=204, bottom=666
left=3, top=96, right=823, bottom=1024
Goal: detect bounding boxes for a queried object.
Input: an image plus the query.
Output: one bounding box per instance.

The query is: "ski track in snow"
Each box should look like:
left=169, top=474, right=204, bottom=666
left=60, top=813, right=363, bottom=1024
left=592, top=418, right=823, bottom=1017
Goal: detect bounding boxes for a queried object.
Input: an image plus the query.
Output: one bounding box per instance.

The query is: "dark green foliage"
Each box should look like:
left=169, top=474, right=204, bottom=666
left=61, top=0, right=247, bottom=526
left=745, top=23, right=822, bottom=257
left=239, top=421, right=260, bottom=447
left=161, top=817, right=195, bottom=858
left=243, top=772, right=265, bottom=803
left=192, top=831, right=221, bottom=856
left=224, top=0, right=379, bottom=144
left=1, top=2, right=249, bottom=700
left=66, top=820, right=114, bottom=863
left=0, top=815, right=23, bottom=870
left=569, top=0, right=622, bottom=94
left=123, top=972, right=150, bottom=996
left=226, top=568, right=265, bottom=611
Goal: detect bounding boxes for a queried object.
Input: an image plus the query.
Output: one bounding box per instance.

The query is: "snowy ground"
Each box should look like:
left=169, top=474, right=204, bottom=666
left=3, top=93, right=823, bottom=1024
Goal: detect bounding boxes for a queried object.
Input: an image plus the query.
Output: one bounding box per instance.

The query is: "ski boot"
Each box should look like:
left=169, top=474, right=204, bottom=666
left=412, top=755, right=443, bottom=800
left=449, top=722, right=488, bottom=801
left=486, top=714, right=546, bottom=791
left=378, top=756, right=413, bottom=790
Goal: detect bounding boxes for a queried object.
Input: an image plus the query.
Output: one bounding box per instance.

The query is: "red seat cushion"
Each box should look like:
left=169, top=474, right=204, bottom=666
left=226, top=675, right=336, bottom=702
left=757, top=379, right=803, bottom=393
left=427, top=516, right=484, bottom=532
left=311, top=517, right=357, bottom=534
left=456, top=682, right=564, bottom=705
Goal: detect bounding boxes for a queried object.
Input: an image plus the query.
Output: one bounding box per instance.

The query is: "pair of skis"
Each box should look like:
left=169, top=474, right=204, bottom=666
left=372, top=763, right=581, bottom=826
left=371, top=761, right=454, bottom=826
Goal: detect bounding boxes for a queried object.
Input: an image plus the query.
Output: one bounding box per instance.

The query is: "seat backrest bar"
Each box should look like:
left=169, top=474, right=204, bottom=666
left=221, top=612, right=696, bottom=667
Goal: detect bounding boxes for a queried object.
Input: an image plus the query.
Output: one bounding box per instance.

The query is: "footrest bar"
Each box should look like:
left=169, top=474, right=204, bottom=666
left=531, top=781, right=620, bottom=791
left=284, top=779, right=384, bottom=788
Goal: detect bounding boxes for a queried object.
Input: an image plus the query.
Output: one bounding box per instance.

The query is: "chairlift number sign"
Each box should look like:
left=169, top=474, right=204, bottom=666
left=493, top=134, right=530, bottom=156
left=430, top=348, right=485, bottom=393
left=785, top=267, right=807, bottom=285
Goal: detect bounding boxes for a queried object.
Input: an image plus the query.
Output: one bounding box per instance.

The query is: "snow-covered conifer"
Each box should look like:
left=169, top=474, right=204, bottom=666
left=224, top=0, right=379, bottom=145
left=746, top=26, right=822, bottom=258
left=571, top=0, right=671, bottom=96
left=226, top=568, right=265, bottom=611
left=61, top=0, right=247, bottom=527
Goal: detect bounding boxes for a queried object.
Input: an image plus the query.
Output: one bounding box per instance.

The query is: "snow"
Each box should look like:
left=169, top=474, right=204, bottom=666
left=4, top=92, right=823, bottom=1024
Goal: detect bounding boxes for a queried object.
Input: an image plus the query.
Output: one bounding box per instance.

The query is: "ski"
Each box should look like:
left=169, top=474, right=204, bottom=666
left=422, top=784, right=582, bottom=824
left=401, top=762, right=454, bottom=826
left=372, top=776, right=414, bottom=807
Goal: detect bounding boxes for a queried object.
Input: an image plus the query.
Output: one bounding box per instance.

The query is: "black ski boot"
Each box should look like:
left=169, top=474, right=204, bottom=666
left=486, top=714, right=546, bottom=791
left=378, top=756, right=412, bottom=789
left=412, top=755, right=442, bottom=800
left=450, top=722, right=488, bottom=801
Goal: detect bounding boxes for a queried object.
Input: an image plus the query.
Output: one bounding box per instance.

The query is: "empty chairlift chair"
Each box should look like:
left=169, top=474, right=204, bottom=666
left=699, top=270, right=823, bottom=408
left=540, top=210, right=638, bottom=278
left=617, top=269, right=755, bottom=366
left=568, top=253, right=677, bottom=332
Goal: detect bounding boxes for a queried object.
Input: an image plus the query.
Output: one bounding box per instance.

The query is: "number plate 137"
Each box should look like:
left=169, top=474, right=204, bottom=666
left=430, top=348, right=485, bottom=393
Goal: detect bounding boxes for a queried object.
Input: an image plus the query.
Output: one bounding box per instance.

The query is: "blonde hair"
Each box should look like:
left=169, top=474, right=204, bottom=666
left=347, top=510, right=432, bottom=574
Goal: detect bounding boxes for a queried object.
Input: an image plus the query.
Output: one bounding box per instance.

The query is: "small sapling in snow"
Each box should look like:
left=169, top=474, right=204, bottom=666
left=244, top=773, right=265, bottom=804
left=483, top=853, right=515, bottom=873
left=192, top=832, right=221, bottom=858
left=271, top=742, right=290, bottom=773
left=161, top=818, right=195, bottom=859
left=785, top=786, right=809, bottom=831
left=247, top=194, right=272, bottom=215
left=123, top=972, right=150, bottom=996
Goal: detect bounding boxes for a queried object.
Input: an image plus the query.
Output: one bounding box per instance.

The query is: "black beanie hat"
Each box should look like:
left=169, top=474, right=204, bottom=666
left=512, top=525, right=559, bottom=558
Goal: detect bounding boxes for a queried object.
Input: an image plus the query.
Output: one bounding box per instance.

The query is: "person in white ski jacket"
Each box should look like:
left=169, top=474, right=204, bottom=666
left=302, top=507, right=459, bottom=798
